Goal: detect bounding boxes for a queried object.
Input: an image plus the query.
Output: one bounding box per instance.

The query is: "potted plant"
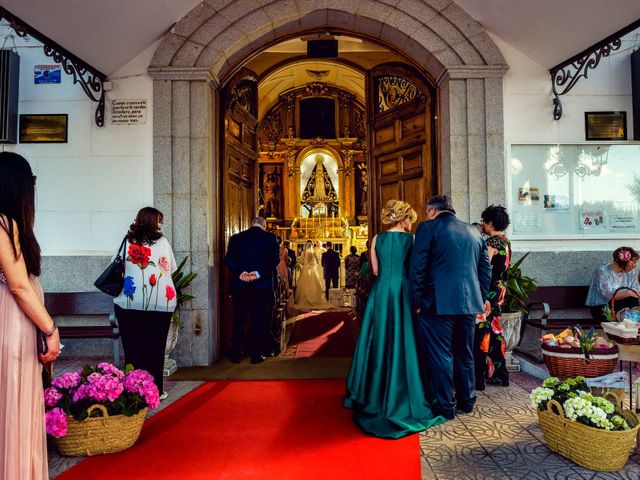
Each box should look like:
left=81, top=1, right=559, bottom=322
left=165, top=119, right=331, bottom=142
left=163, top=256, right=198, bottom=377
left=501, top=252, right=538, bottom=371
left=44, top=363, right=159, bottom=456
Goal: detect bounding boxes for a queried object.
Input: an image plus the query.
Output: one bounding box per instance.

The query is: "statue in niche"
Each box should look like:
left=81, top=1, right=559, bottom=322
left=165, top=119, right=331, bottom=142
left=262, top=169, right=281, bottom=218
left=358, top=163, right=368, bottom=216
left=287, top=126, right=294, bottom=138
left=314, top=156, right=327, bottom=199
left=343, top=125, right=351, bottom=138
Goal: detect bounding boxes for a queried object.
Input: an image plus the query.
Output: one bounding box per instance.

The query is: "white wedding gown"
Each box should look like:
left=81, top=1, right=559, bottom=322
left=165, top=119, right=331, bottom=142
left=294, top=249, right=331, bottom=309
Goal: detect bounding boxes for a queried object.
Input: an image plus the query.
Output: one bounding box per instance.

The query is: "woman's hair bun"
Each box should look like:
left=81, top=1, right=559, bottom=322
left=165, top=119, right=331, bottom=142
left=381, top=199, right=417, bottom=225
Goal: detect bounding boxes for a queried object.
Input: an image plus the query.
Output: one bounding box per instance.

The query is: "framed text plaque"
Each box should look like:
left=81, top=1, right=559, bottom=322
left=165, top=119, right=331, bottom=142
left=19, top=114, right=68, bottom=143
left=585, top=111, right=626, bottom=141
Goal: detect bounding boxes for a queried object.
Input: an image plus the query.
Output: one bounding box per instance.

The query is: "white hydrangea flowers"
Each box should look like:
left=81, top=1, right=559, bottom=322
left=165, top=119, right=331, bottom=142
left=530, top=387, right=554, bottom=409
left=530, top=381, right=629, bottom=431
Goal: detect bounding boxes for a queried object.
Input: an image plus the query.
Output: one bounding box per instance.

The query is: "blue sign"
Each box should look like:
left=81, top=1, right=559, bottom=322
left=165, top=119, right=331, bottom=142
left=34, top=64, right=61, bottom=84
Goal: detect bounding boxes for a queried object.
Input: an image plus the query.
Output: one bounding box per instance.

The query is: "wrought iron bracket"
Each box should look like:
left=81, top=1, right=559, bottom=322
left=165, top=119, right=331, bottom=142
left=549, top=18, right=640, bottom=121
left=0, top=6, right=107, bottom=126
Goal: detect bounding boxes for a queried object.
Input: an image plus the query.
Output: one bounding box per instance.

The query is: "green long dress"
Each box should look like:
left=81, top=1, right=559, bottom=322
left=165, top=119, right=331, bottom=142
left=343, top=231, right=445, bottom=438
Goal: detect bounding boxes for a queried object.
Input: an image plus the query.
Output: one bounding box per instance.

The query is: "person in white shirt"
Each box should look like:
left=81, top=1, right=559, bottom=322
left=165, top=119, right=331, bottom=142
left=113, top=207, right=177, bottom=395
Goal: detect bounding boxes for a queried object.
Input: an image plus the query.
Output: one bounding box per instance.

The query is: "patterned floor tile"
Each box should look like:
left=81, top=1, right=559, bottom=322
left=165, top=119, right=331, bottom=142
left=420, top=371, right=640, bottom=480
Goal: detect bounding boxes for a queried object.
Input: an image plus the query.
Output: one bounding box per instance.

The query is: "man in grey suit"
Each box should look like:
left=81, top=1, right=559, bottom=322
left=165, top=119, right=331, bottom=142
left=410, top=195, right=491, bottom=419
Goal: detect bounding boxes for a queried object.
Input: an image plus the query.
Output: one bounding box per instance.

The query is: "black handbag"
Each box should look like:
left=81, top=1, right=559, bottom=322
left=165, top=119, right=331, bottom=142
left=94, top=237, right=128, bottom=296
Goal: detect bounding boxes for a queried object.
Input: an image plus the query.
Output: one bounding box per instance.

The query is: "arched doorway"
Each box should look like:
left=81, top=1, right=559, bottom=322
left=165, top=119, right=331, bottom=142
left=148, top=3, right=508, bottom=366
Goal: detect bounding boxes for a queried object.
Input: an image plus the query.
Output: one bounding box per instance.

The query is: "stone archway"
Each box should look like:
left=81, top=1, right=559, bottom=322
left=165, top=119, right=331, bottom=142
left=148, top=0, right=509, bottom=366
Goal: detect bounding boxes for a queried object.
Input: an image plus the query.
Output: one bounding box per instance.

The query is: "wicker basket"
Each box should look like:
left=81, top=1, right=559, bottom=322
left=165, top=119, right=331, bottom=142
left=538, top=398, right=640, bottom=471
left=601, top=321, right=640, bottom=345
left=56, top=404, right=147, bottom=456
left=541, top=344, right=618, bottom=379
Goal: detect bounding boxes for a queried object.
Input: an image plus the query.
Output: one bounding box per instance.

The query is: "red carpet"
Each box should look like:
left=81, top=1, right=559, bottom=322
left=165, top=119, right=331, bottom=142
left=290, top=311, right=358, bottom=358
left=57, top=380, right=420, bottom=480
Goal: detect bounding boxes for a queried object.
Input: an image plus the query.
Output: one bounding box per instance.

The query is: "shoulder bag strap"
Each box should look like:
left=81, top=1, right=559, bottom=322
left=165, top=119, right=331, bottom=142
left=116, top=236, right=128, bottom=261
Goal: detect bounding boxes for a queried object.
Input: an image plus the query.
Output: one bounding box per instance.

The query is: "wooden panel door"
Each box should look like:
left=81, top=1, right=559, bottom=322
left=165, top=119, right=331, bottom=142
left=221, top=69, right=258, bottom=355
left=367, top=63, right=436, bottom=233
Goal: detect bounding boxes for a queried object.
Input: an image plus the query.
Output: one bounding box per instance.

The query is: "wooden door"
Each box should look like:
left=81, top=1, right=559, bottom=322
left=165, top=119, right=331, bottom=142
left=367, top=63, right=435, bottom=233
left=221, top=69, right=258, bottom=355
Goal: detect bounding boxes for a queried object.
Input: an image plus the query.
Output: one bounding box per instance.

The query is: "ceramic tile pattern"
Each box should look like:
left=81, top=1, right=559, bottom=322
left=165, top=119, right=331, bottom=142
left=420, top=373, right=640, bottom=479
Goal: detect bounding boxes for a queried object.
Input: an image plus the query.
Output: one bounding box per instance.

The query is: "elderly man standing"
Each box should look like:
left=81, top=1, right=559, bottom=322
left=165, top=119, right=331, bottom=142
left=224, top=217, right=280, bottom=364
left=410, top=195, right=491, bottom=419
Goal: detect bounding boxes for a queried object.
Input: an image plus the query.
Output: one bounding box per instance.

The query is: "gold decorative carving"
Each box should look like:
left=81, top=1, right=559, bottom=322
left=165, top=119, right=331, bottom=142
left=304, top=82, right=329, bottom=96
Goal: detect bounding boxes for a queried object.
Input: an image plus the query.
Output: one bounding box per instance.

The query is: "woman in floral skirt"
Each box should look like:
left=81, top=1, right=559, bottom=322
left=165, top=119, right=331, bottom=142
left=474, top=205, right=512, bottom=389
left=113, top=207, right=177, bottom=398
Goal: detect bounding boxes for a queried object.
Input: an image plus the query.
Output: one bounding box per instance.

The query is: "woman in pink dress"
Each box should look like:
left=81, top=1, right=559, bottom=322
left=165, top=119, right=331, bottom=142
left=0, top=152, right=60, bottom=479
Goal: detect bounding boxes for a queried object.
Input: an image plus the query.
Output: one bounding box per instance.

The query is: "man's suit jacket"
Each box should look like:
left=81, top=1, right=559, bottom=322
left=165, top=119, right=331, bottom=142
left=286, top=247, right=296, bottom=269
left=409, top=211, right=491, bottom=315
left=224, top=226, right=280, bottom=291
left=321, top=249, right=341, bottom=278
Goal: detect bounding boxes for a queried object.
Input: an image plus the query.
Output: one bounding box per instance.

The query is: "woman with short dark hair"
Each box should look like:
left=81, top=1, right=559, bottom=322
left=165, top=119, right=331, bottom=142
left=113, top=207, right=177, bottom=398
left=0, top=152, right=59, bottom=479
left=474, top=205, right=512, bottom=389
left=586, top=246, right=640, bottom=320
left=344, top=245, right=360, bottom=289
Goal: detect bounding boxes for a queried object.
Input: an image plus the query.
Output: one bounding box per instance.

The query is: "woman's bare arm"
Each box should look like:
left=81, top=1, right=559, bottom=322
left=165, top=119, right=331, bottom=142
left=0, top=219, right=59, bottom=362
left=370, top=235, right=379, bottom=276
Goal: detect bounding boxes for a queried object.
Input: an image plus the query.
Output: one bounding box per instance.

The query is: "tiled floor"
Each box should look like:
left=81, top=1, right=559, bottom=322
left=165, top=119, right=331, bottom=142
left=420, top=374, right=640, bottom=479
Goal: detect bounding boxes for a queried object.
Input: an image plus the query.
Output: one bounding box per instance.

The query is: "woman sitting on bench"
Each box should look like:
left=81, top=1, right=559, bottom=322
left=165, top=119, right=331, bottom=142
left=586, top=246, right=640, bottom=321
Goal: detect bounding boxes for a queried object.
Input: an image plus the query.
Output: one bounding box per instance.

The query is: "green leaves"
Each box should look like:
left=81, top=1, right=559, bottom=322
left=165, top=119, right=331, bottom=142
left=503, top=251, right=538, bottom=313
left=171, top=256, right=198, bottom=328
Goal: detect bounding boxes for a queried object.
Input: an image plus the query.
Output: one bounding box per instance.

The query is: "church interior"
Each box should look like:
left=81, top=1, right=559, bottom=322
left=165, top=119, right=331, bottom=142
left=221, top=32, right=436, bottom=358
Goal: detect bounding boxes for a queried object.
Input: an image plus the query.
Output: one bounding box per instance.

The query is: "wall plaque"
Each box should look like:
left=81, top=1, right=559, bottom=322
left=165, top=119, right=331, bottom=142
left=19, top=114, right=68, bottom=143
left=111, top=99, right=147, bottom=125
left=585, top=111, right=627, bottom=141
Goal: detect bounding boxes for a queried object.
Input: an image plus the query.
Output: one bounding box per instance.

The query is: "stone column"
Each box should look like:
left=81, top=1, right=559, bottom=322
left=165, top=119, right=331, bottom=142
left=149, top=66, right=219, bottom=366
left=437, top=66, right=508, bottom=221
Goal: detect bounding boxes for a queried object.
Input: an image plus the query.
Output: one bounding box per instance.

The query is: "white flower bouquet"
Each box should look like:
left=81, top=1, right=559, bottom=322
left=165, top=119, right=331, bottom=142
left=530, top=376, right=628, bottom=431
left=531, top=376, right=639, bottom=471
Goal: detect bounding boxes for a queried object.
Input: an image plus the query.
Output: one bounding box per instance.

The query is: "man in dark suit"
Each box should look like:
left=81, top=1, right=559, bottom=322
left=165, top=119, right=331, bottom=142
left=409, top=195, right=491, bottom=419
left=224, top=217, right=280, bottom=364
left=321, top=241, right=341, bottom=300
left=284, top=240, right=296, bottom=288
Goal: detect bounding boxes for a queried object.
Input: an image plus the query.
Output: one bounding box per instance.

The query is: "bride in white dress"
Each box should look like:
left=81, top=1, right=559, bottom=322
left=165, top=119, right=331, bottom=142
left=294, top=241, right=331, bottom=309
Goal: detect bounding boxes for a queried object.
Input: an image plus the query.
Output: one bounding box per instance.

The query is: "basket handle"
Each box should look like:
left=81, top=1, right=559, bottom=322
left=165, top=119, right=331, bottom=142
left=545, top=399, right=565, bottom=418
left=610, top=287, right=640, bottom=314
left=86, top=404, right=109, bottom=418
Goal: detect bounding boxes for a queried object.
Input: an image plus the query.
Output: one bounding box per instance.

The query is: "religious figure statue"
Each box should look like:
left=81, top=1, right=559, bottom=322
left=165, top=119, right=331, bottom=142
left=263, top=171, right=280, bottom=218
left=314, top=156, right=326, bottom=199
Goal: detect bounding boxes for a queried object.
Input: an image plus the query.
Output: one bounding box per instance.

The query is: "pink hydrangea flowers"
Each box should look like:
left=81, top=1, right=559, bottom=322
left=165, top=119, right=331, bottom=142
left=45, top=408, right=68, bottom=438
left=44, top=363, right=159, bottom=438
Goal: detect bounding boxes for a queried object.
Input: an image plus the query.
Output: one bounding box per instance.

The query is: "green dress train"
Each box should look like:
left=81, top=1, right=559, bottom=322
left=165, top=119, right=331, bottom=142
left=343, top=231, right=445, bottom=438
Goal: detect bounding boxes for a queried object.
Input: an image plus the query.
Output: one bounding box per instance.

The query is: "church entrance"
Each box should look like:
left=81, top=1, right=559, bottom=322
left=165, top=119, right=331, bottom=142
left=218, top=34, right=437, bottom=363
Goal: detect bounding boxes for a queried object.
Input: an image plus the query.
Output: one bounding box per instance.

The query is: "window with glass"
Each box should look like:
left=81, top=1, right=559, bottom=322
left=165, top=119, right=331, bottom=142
left=509, top=144, right=640, bottom=237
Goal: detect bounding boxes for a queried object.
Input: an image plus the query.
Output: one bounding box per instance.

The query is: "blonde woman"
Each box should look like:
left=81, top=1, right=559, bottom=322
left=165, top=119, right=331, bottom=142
left=344, top=199, right=444, bottom=438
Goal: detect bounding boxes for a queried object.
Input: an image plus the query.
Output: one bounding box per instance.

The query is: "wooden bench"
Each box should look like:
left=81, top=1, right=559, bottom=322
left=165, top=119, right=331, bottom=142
left=44, top=292, right=120, bottom=367
left=516, top=285, right=595, bottom=362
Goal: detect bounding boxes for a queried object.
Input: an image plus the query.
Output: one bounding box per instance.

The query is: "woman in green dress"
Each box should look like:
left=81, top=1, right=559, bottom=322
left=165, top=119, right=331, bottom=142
left=344, top=200, right=445, bottom=438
